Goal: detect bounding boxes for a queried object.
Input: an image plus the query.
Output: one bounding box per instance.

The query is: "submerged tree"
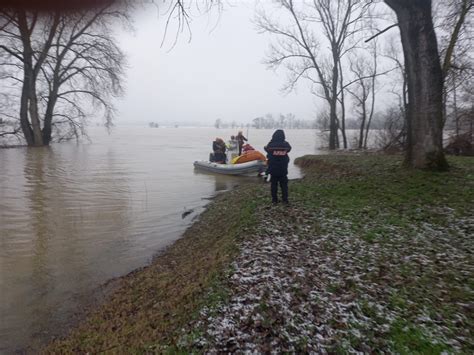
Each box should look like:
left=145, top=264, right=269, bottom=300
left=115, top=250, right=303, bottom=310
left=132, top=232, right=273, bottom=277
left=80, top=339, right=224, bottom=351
left=0, top=4, right=127, bottom=146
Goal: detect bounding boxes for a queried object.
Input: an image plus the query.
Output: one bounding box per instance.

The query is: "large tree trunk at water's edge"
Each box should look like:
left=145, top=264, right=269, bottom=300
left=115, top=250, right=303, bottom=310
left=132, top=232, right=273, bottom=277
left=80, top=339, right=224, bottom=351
left=17, top=10, right=44, bottom=146
left=385, top=0, right=448, bottom=170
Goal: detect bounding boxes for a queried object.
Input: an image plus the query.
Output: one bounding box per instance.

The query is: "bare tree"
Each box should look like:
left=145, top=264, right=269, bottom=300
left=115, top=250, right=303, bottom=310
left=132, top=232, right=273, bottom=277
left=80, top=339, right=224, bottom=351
left=436, top=0, right=473, bottom=137
left=0, top=4, right=128, bottom=146
left=0, top=10, right=61, bottom=146
left=256, top=0, right=368, bottom=150
left=352, top=0, right=471, bottom=158
left=382, top=35, right=408, bottom=122
left=337, top=60, right=348, bottom=148
left=375, top=104, right=408, bottom=151
left=384, top=0, right=448, bottom=170
left=437, top=0, right=473, bottom=79
left=377, top=35, right=409, bottom=150
left=346, top=40, right=379, bottom=149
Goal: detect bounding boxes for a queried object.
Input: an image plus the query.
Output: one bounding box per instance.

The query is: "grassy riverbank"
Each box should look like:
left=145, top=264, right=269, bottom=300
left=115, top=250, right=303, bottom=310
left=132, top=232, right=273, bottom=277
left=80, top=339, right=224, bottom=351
left=45, top=154, right=474, bottom=353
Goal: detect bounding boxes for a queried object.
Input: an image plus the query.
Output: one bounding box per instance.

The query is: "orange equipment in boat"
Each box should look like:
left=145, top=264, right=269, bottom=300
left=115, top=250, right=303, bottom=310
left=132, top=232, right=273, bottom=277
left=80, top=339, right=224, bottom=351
left=231, top=150, right=266, bottom=164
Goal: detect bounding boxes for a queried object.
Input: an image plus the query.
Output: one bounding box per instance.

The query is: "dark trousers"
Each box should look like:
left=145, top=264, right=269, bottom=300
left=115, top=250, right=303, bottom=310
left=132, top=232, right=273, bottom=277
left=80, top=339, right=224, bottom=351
left=271, top=175, right=288, bottom=203
left=212, top=152, right=226, bottom=163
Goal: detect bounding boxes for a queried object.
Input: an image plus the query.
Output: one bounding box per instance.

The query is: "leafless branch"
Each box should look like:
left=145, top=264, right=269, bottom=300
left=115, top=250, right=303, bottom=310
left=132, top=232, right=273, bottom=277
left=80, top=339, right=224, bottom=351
left=364, top=23, right=397, bottom=42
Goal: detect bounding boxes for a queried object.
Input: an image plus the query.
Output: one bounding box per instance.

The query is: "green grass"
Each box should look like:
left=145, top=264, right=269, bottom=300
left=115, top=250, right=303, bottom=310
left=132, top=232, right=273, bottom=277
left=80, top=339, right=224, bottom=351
left=291, top=154, right=474, bottom=353
left=388, top=319, right=450, bottom=354
left=293, top=155, right=473, bottom=231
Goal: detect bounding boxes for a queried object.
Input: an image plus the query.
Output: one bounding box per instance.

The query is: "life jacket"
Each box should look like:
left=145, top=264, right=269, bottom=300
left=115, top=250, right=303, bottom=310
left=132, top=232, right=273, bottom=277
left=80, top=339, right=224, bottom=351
left=231, top=150, right=266, bottom=164
left=242, top=144, right=254, bottom=153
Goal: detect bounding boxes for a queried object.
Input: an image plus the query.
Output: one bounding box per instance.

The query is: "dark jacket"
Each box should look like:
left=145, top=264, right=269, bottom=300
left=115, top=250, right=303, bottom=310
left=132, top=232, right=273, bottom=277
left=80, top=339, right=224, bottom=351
left=236, top=133, right=247, bottom=146
left=212, top=140, right=227, bottom=163
left=212, top=140, right=226, bottom=154
left=264, top=130, right=292, bottom=176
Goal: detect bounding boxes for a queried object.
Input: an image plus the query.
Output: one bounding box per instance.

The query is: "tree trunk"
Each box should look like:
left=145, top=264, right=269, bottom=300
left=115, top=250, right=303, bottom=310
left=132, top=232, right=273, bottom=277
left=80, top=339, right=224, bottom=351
left=453, top=75, right=459, bottom=137
left=338, top=60, right=348, bottom=149
left=329, top=55, right=339, bottom=150
left=27, top=83, right=43, bottom=146
left=385, top=0, right=448, bottom=170
left=19, top=73, right=35, bottom=146
left=359, top=85, right=367, bottom=149
left=329, top=101, right=338, bottom=149
left=18, top=10, right=44, bottom=146
left=363, top=90, right=375, bottom=149
left=364, top=43, right=378, bottom=149
left=42, top=92, right=57, bottom=145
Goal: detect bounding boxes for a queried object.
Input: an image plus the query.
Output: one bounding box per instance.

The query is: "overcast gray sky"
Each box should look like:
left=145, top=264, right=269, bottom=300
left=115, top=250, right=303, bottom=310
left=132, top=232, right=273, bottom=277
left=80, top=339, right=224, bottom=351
left=115, top=1, right=318, bottom=126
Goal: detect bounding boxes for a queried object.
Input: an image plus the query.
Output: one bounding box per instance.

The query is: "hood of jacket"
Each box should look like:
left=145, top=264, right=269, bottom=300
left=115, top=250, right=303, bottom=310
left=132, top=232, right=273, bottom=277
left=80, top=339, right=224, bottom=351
left=271, top=129, right=285, bottom=142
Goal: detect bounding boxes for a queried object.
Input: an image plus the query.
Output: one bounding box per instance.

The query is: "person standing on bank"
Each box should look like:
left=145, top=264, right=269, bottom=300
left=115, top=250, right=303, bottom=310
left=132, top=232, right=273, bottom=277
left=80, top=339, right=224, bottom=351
left=264, top=129, right=292, bottom=204
left=236, top=131, right=248, bottom=155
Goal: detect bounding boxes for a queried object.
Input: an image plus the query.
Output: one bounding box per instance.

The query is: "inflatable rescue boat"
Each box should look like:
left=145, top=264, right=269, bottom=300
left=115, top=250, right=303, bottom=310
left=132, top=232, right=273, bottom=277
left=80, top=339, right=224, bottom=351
left=193, top=159, right=266, bottom=175
left=194, top=143, right=267, bottom=176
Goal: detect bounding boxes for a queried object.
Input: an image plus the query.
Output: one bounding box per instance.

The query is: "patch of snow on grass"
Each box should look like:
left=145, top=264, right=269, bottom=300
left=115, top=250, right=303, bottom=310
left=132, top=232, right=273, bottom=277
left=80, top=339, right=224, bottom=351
left=185, top=204, right=473, bottom=353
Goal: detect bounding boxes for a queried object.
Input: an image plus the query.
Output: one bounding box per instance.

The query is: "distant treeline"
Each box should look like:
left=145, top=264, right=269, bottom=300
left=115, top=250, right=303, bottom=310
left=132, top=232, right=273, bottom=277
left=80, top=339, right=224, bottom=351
left=214, top=112, right=390, bottom=131
left=215, top=113, right=317, bottom=130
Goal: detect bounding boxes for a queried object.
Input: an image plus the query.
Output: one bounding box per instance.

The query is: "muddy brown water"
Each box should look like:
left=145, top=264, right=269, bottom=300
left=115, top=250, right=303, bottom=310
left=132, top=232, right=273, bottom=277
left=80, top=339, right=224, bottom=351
left=0, top=127, right=321, bottom=352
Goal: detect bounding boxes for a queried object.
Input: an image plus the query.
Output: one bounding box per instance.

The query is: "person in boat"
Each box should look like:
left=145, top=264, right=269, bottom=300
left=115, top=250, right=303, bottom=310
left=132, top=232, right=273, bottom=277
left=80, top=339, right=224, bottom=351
left=227, top=135, right=238, bottom=150
left=241, top=143, right=254, bottom=153
left=264, top=129, right=292, bottom=204
left=236, top=131, right=248, bottom=155
left=211, top=137, right=227, bottom=163
left=226, top=135, right=239, bottom=162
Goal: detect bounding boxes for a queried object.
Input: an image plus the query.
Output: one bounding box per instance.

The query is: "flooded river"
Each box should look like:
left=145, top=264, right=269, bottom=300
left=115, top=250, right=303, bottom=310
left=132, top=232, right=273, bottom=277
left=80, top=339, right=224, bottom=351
left=0, top=127, right=321, bottom=352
